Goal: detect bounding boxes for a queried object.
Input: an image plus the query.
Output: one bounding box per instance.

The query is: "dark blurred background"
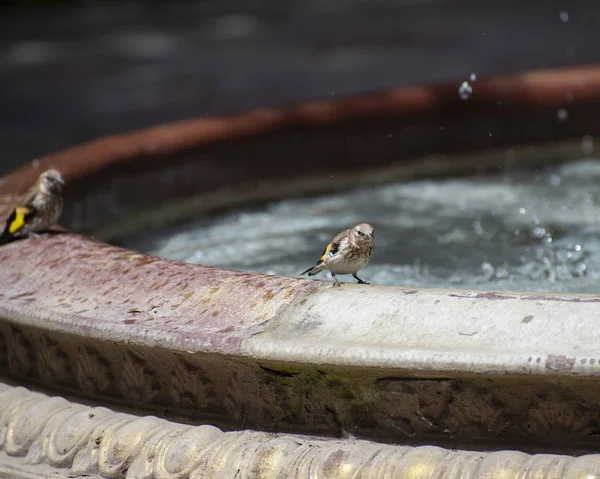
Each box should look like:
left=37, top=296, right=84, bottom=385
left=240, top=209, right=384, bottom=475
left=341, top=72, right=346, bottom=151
left=0, top=0, right=597, bottom=175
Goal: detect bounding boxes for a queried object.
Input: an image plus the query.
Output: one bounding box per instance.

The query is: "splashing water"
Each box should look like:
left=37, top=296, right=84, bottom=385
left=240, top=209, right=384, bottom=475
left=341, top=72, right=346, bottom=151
left=458, top=81, right=472, bottom=100
left=582, top=135, right=594, bottom=155
left=118, top=158, right=600, bottom=294
left=557, top=109, right=569, bottom=121
left=560, top=11, right=569, bottom=23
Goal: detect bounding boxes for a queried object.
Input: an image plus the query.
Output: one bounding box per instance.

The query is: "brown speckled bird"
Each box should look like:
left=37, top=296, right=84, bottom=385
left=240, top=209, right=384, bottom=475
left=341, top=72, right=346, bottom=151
left=300, top=223, right=374, bottom=287
left=0, top=169, right=64, bottom=245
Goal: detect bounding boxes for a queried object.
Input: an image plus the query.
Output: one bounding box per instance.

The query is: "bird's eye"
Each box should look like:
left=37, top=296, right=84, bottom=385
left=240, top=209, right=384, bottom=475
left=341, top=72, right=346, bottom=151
left=357, top=230, right=365, bottom=236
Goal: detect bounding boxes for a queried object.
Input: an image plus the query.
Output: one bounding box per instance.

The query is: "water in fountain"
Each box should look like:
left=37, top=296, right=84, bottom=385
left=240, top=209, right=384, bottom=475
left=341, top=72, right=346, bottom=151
left=119, top=157, right=600, bottom=293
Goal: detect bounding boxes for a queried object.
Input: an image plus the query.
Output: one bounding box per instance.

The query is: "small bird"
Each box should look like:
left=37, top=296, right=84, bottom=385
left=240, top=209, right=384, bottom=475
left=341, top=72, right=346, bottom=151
left=0, top=169, right=65, bottom=245
left=300, top=223, right=375, bottom=287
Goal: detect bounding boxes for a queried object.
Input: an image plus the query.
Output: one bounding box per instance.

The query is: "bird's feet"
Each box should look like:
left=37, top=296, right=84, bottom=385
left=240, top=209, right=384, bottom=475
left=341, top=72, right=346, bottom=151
left=28, top=230, right=63, bottom=240
left=27, top=232, right=48, bottom=240
left=332, top=279, right=342, bottom=288
left=356, top=279, right=370, bottom=285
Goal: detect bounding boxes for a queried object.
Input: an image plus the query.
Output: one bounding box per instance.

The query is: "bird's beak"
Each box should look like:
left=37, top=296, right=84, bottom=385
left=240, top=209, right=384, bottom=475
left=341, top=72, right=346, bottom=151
left=57, top=175, right=65, bottom=185
left=368, top=232, right=374, bottom=240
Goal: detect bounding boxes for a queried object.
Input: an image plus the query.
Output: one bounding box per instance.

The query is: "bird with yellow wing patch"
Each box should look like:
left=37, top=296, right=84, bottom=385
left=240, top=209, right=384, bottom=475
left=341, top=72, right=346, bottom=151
left=0, top=169, right=64, bottom=245
left=300, top=223, right=374, bottom=287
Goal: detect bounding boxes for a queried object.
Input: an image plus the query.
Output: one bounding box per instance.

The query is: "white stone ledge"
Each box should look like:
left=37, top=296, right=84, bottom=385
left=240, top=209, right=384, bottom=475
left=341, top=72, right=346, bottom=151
left=244, top=285, right=600, bottom=377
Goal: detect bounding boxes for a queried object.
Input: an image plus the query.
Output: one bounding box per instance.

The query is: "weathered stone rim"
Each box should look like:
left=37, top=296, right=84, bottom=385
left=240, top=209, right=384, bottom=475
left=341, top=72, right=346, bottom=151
left=3, top=64, right=600, bottom=194
left=3, top=65, right=600, bottom=454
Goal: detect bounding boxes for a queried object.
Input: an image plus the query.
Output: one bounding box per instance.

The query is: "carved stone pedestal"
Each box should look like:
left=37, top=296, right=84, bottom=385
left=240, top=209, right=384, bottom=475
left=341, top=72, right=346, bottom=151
left=2, top=383, right=600, bottom=479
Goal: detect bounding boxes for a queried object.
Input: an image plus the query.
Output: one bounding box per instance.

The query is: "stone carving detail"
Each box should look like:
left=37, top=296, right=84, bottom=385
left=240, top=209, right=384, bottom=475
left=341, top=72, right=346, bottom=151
left=37, top=335, right=71, bottom=385
left=169, top=360, right=209, bottom=409
left=120, top=351, right=160, bottom=403
left=75, top=345, right=112, bottom=395
left=0, top=382, right=599, bottom=479
left=6, top=326, right=35, bottom=376
left=1, top=323, right=599, bottom=453
left=0, top=330, right=7, bottom=368
left=447, top=385, right=509, bottom=437
left=524, top=391, right=593, bottom=436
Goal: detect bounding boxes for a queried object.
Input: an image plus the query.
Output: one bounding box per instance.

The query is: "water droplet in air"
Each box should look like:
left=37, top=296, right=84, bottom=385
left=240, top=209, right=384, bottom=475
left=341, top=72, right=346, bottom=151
left=519, top=207, right=527, bottom=215
left=469, top=73, right=477, bottom=82
left=532, top=226, right=546, bottom=239
left=575, top=244, right=582, bottom=252
left=557, top=109, right=569, bottom=121
left=581, top=135, right=594, bottom=154
left=560, top=11, right=569, bottom=23
left=549, top=174, right=561, bottom=186
left=459, top=81, right=473, bottom=100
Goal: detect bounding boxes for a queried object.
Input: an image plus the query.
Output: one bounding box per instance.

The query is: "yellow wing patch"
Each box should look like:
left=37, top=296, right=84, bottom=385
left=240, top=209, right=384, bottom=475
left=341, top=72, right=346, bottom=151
left=319, top=242, right=333, bottom=262
left=8, top=207, right=30, bottom=234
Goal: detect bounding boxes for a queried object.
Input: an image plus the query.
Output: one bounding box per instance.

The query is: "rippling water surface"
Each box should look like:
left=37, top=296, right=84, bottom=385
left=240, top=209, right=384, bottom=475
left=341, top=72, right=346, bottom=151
left=118, top=158, right=600, bottom=293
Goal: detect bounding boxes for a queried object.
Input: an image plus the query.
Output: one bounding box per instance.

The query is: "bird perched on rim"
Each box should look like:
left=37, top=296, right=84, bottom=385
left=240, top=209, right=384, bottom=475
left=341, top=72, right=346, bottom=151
left=300, top=223, right=375, bottom=287
left=0, top=169, right=65, bottom=246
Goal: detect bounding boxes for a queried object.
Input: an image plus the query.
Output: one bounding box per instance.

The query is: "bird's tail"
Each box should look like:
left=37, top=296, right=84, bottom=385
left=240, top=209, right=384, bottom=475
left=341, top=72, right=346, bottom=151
left=0, top=210, right=18, bottom=246
left=300, top=263, right=325, bottom=276
left=0, top=229, right=12, bottom=246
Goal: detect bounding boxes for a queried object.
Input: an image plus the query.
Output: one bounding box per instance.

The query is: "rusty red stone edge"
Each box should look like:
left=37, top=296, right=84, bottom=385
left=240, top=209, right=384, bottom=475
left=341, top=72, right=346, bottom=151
left=3, top=65, right=600, bottom=196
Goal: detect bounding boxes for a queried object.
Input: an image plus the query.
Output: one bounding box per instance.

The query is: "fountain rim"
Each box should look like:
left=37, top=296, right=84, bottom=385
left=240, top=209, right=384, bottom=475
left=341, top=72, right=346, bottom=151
left=2, top=65, right=600, bottom=382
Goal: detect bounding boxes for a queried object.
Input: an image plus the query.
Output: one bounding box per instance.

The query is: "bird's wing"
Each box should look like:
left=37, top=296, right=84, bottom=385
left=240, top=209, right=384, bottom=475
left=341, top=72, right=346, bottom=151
left=319, top=229, right=348, bottom=263
left=18, top=186, right=39, bottom=208
left=4, top=187, right=40, bottom=235
left=4, top=205, right=34, bottom=235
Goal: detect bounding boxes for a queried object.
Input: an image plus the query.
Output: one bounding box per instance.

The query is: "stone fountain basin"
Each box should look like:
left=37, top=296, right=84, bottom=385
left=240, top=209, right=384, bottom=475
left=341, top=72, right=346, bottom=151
left=2, top=66, right=600, bottom=476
